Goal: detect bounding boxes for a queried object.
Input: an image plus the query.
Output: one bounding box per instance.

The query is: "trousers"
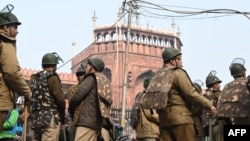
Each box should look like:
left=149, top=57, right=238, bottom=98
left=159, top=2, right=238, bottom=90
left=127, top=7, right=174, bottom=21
left=160, top=124, right=195, bottom=141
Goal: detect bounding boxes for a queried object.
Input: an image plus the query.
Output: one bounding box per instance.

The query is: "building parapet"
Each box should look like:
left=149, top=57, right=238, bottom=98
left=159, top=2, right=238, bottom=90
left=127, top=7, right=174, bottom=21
left=21, top=68, right=77, bottom=85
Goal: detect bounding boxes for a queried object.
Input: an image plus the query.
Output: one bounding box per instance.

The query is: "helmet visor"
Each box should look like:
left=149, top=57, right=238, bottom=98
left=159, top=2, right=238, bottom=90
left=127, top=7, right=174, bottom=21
left=193, top=79, right=204, bottom=87
left=208, top=70, right=217, bottom=77
left=0, top=4, right=14, bottom=13
left=229, top=58, right=245, bottom=70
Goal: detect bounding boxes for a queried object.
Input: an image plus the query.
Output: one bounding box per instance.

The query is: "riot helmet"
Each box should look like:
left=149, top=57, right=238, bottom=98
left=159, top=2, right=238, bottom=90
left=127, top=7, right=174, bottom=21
left=193, top=79, right=204, bottom=93
left=0, top=4, right=21, bottom=26
left=205, top=70, right=222, bottom=87
left=229, top=58, right=246, bottom=77
left=143, top=74, right=153, bottom=89
left=162, top=47, right=182, bottom=62
left=88, top=58, right=105, bottom=72
left=76, top=66, right=86, bottom=76
left=42, top=52, right=64, bottom=65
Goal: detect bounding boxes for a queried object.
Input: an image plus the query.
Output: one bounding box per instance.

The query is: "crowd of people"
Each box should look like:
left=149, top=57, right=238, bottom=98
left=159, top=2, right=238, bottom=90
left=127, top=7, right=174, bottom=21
left=130, top=48, right=250, bottom=141
left=1, top=3, right=250, bottom=141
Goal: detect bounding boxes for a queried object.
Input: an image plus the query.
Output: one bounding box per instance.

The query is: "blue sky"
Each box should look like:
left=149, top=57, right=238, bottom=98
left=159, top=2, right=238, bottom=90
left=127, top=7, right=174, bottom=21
left=1, top=0, right=250, bottom=88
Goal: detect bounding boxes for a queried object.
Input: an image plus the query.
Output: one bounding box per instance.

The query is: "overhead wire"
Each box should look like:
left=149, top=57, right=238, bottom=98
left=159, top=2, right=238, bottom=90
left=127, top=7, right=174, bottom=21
left=58, top=0, right=250, bottom=71
left=140, top=6, right=211, bottom=18
left=140, top=7, right=233, bottom=20
left=135, top=0, right=250, bottom=20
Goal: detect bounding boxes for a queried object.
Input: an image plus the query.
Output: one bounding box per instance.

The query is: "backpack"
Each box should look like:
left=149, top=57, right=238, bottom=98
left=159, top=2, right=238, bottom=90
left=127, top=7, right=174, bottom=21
left=30, top=71, right=59, bottom=128
left=141, top=67, right=174, bottom=109
left=217, top=78, right=250, bottom=118
left=130, top=92, right=143, bottom=129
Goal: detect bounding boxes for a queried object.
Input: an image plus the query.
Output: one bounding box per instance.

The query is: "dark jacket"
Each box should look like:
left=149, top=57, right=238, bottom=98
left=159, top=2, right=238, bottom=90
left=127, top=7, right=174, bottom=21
left=69, top=73, right=103, bottom=131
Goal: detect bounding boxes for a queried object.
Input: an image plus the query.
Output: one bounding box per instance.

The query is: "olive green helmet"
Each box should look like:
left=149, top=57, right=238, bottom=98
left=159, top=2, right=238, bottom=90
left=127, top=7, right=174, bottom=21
left=162, top=47, right=182, bottom=62
left=76, top=66, right=86, bottom=76
left=42, top=52, right=63, bottom=65
left=229, top=58, right=246, bottom=77
left=143, top=75, right=153, bottom=89
left=0, top=12, right=21, bottom=26
left=88, top=58, right=105, bottom=72
left=205, top=70, right=222, bottom=87
left=0, top=4, right=21, bottom=26
left=193, top=79, right=204, bottom=93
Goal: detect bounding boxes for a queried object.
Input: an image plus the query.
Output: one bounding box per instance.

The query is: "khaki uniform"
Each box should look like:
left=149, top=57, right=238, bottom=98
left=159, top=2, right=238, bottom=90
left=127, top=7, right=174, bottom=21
left=135, top=92, right=160, bottom=141
left=101, top=128, right=110, bottom=141
left=0, top=29, right=31, bottom=131
left=101, top=118, right=113, bottom=141
left=157, top=65, right=212, bottom=141
left=67, top=84, right=79, bottom=141
left=67, top=85, right=79, bottom=102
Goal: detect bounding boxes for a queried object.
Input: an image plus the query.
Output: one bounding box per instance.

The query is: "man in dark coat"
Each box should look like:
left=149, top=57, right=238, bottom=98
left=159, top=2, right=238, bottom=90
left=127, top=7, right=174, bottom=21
left=69, top=58, right=112, bottom=141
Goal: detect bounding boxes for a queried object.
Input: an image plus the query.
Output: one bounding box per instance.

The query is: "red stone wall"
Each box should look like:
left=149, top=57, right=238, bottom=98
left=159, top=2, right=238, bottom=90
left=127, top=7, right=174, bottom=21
left=21, top=25, right=182, bottom=109
left=71, top=43, right=169, bottom=108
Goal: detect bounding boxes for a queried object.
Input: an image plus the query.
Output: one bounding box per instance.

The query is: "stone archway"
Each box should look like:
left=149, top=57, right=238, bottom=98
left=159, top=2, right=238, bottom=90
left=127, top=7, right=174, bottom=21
left=103, top=67, right=112, bottom=82
left=134, top=70, right=154, bottom=97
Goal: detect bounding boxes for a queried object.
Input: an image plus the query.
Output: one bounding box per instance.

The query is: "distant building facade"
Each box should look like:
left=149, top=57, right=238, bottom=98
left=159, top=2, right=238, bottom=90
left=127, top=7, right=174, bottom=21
left=21, top=16, right=182, bottom=110
left=71, top=22, right=182, bottom=108
left=21, top=68, right=77, bottom=92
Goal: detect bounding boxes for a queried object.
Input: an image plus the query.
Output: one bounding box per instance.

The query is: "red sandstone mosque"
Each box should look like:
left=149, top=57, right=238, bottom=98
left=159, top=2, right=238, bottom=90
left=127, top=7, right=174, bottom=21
left=21, top=11, right=182, bottom=110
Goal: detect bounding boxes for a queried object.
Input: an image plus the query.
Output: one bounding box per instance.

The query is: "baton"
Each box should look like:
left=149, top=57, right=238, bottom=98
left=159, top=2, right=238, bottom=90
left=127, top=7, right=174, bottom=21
left=22, top=101, right=28, bottom=141
left=63, top=127, right=67, bottom=141
left=208, top=113, right=213, bottom=141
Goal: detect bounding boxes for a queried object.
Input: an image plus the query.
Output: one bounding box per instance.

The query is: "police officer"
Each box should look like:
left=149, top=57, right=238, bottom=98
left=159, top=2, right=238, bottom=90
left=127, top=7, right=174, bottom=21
left=132, top=75, right=160, bottom=141
left=217, top=58, right=250, bottom=125
left=29, top=52, right=65, bottom=141
left=68, top=66, right=86, bottom=102
left=69, top=58, right=112, bottom=141
left=67, top=66, right=86, bottom=141
left=192, top=80, right=206, bottom=141
left=0, top=4, right=32, bottom=132
left=100, top=117, right=114, bottom=141
left=202, top=70, right=223, bottom=141
left=153, top=48, right=217, bottom=141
